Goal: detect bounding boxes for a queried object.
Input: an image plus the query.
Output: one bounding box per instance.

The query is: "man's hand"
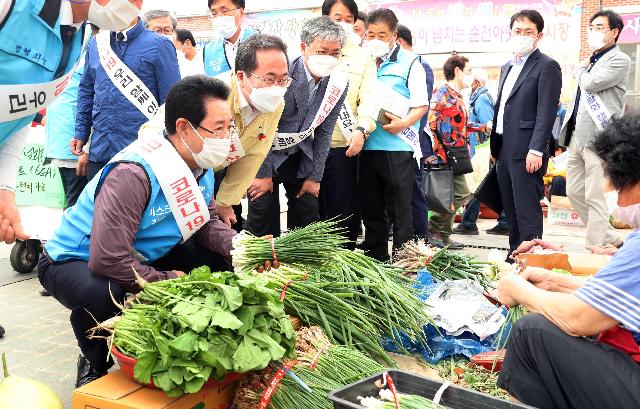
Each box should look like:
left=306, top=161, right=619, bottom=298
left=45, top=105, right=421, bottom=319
left=587, top=244, right=618, bottom=256
left=525, top=152, right=542, bottom=174
left=382, top=112, right=408, bottom=135
left=70, top=138, right=86, bottom=156
left=255, top=235, right=280, bottom=273
left=76, top=153, right=89, bottom=177
left=424, top=155, right=438, bottom=165
left=172, top=270, right=185, bottom=277
left=497, top=275, right=528, bottom=307
left=217, top=205, right=237, bottom=227
left=520, top=266, right=557, bottom=292
left=490, top=155, right=496, bottom=164
left=247, top=178, right=273, bottom=201
left=512, top=239, right=563, bottom=257
left=345, top=129, right=365, bottom=157
left=0, top=190, right=29, bottom=244
left=297, top=179, right=320, bottom=199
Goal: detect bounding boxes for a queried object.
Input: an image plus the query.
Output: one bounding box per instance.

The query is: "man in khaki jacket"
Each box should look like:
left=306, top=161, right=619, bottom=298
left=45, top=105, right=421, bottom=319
left=559, top=10, right=631, bottom=248
left=213, top=34, right=289, bottom=229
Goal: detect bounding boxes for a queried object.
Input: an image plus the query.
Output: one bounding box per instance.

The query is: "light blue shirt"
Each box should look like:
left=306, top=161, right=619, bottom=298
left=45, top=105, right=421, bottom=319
left=495, top=50, right=533, bottom=135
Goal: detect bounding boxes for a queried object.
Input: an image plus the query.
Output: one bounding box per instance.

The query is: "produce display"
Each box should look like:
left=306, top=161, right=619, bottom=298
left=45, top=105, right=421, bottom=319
left=359, top=390, right=445, bottom=409
left=234, top=326, right=384, bottom=409
left=432, top=358, right=509, bottom=399
left=104, top=267, right=296, bottom=397
left=0, top=353, right=63, bottom=409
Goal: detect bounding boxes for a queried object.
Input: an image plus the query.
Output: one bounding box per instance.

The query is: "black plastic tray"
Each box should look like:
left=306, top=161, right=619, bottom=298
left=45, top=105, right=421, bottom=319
left=327, top=370, right=534, bottom=409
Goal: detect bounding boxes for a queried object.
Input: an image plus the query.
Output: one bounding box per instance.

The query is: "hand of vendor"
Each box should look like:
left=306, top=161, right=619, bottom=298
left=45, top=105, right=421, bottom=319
left=76, top=153, right=89, bottom=177
left=511, top=239, right=564, bottom=257
left=382, top=112, right=408, bottom=135
left=587, top=244, right=619, bottom=256
left=497, top=275, right=529, bottom=307
left=255, top=235, right=280, bottom=273
left=345, top=129, right=365, bottom=157
left=248, top=177, right=273, bottom=201
left=216, top=205, right=237, bottom=227
left=70, top=138, right=86, bottom=156
left=0, top=189, right=29, bottom=244
left=519, top=266, right=558, bottom=291
left=297, top=179, right=320, bottom=199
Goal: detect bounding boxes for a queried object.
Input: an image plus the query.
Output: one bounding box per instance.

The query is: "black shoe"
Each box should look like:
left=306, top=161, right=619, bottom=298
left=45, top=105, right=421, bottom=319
left=445, top=239, right=465, bottom=250
left=452, top=224, right=479, bottom=235
left=427, top=233, right=447, bottom=248
left=75, top=355, right=106, bottom=388
left=0, top=324, right=4, bottom=338
left=486, top=224, right=510, bottom=235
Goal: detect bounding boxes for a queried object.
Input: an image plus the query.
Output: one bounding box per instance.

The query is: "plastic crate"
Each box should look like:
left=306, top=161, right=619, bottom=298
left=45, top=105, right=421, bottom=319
left=327, top=370, right=534, bottom=409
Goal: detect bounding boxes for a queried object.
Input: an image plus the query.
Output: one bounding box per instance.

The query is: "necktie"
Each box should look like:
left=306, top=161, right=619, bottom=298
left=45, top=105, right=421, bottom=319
left=117, top=32, right=125, bottom=42
left=376, top=57, right=383, bottom=69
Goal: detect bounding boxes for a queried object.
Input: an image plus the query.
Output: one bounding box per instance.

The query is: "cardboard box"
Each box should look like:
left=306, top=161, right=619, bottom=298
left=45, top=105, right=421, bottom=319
left=73, top=370, right=236, bottom=409
left=546, top=196, right=584, bottom=226
left=516, top=251, right=610, bottom=276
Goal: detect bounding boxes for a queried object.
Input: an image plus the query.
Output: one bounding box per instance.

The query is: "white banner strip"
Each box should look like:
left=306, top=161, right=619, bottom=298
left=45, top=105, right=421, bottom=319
left=581, top=90, right=611, bottom=131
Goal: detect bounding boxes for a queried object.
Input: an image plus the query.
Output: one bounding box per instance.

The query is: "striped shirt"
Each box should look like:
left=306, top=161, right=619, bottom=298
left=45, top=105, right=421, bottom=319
left=575, top=229, right=640, bottom=344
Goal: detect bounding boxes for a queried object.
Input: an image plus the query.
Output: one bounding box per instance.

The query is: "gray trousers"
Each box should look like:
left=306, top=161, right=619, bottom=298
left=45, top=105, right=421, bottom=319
left=566, top=145, right=621, bottom=247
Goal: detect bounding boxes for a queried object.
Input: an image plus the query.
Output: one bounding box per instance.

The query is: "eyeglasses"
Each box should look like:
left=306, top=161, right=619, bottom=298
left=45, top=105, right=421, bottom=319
left=309, top=46, right=342, bottom=59
left=151, top=27, right=174, bottom=35
left=197, top=123, right=236, bottom=137
left=249, top=73, right=293, bottom=87
left=588, top=25, right=611, bottom=33
left=210, top=7, right=239, bottom=18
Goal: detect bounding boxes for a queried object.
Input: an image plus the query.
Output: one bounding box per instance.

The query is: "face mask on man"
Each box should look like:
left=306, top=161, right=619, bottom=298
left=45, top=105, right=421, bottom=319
left=181, top=123, right=231, bottom=169
left=508, top=35, right=536, bottom=57
left=212, top=15, right=238, bottom=39
left=364, top=39, right=390, bottom=58
left=248, top=82, right=287, bottom=113
left=606, top=190, right=640, bottom=227
left=307, top=54, right=340, bottom=77
left=336, top=22, right=362, bottom=45
left=89, top=0, right=139, bottom=32
left=587, top=30, right=611, bottom=50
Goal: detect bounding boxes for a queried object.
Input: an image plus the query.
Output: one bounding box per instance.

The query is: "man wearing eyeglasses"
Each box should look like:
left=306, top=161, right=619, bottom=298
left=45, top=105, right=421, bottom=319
left=143, top=9, right=176, bottom=39
left=70, top=1, right=181, bottom=181
left=212, top=34, right=289, bottom=230
left=246, top=17, right=348, bottom=237
left=490, top=9, right=562, bottom=256
left=559, top=10, right=631, bottom=250
left=204, top=0, right=256, bottom=77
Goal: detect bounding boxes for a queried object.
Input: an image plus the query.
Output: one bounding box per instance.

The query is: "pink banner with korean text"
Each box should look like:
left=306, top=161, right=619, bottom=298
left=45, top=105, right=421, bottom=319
left=620, top=13, right=640, bottom=44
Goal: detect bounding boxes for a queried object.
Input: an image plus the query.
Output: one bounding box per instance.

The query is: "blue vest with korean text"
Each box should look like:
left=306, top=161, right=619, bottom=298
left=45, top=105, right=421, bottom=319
left=0, top=0, right=85, bottom=146
left=45, top=149, right=215, bottom=263
left=364, top=47, right=420, bottom=152
left=203, top=28, right=256, bottom=77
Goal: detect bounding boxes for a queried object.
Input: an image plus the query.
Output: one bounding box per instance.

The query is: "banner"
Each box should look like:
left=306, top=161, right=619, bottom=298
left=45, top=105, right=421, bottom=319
left=245, top=8, right=320, bottom=58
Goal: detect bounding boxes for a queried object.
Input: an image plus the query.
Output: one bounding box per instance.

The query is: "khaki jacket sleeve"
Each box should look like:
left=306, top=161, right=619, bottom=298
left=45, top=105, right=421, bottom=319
left=355, top=55, right=379, bottom=134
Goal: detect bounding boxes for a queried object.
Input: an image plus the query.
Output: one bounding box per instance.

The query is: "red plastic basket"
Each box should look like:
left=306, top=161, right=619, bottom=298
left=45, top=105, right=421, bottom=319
left=111, top=345, right=244, bottom=389
left=470, top=350, right=506, bottom=372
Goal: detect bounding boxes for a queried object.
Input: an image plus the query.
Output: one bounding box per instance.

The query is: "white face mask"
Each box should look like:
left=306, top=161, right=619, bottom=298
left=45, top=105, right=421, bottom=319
left=248, top=83, right=287, bottom=113
left=588, top=30, right=610, bottom=50
left=89, top=0, right=139, bottom=32
left=182, top=123, right=231, bottom=169
left=508, top=35, right=536, bottom=57
left=364, top=39, right=390, bottom=58
left=163, top=34, right=173, bottom=42
left=336, top=22, right=362, bottom=45
left=606, top=190, right=640, bottom=227
left=307, top=54, right=340, bottom=77
left=212, top=15, right=238, bottom=39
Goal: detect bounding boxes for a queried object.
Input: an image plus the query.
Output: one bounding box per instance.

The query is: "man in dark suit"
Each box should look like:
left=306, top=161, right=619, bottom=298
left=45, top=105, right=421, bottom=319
left=490, top=10, right=562, bottom=255
left=246, top=17, right=348, bottom=236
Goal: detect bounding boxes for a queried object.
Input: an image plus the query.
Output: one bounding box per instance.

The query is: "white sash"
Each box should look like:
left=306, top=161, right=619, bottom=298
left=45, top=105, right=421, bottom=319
left=223, top=129, right=246, bottom=166
left=581, top=90, right=611, bottom=131
left=96, top=31, right=159, bottom=120
left=272, top=73, right=348, bottom=151
left=337, top=102, right=357, bottom=142
left=0, top=51, right=84, bottom=123
left=127, top=133, right=210, bottom=241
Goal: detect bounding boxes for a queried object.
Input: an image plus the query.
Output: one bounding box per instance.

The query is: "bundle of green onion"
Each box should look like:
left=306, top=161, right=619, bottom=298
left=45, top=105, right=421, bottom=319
left=231, top=220, right=351, bottom=272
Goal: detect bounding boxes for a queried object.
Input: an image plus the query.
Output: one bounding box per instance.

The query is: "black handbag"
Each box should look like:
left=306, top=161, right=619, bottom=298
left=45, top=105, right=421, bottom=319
left=434, top=130, right=474, bottom=175
left=423, top=164, right=455, bottom=215
left=474, top=165, right=503, bottom=214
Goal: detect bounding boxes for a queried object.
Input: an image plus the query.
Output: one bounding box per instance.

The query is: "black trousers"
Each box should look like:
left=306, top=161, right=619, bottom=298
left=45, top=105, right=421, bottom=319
left=498, top=314, right=640, bottom=409
left=37, top=239, right=230, bottom=374
left=319, top=147, right=360, bottom=249
left=358, top=151, right=414, bottom=261
left=58, top=167, right=88, bottom=208
left=214, top=168, right=244, bottom=233
left=87, top=161, right=108, bottom=182
left=496, top=157, right=547, bottom=254
left=246, top=152, right=319, bottom=237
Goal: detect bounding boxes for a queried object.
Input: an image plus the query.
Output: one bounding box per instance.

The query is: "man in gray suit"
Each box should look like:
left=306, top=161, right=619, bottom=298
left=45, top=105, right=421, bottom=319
left=246, top=17, right=348, bottom=236
left=560, top=10, right=631, bottom=248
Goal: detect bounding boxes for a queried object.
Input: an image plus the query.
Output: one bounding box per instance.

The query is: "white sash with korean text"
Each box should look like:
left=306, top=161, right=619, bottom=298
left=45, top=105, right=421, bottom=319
left=129, top=133, right=210, bottom=241
left=272, top=73, right=348, bottom=151
left=337, top=102, right=357, bottom=142
left=580, top=90, right=611, bottom=131
left=96, top=31, right=159, bottom=121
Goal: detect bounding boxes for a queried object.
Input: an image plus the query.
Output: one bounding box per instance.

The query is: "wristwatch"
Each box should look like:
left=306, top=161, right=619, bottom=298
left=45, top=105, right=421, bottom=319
left=355, top=126, right=369, bottom=139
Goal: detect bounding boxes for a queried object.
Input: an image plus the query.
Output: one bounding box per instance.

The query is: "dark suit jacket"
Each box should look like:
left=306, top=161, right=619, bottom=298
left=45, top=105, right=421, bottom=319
left=256, top=56, right=348, bottom=181
left=490, top=49, right=562, bottom=160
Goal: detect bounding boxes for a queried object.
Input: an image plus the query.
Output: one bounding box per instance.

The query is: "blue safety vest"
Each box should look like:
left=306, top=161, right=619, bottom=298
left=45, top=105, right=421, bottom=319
left=45, top=148, right=215, bottom=263
left=44, top=57, right=85, bottom=161
left=203, top=28, right=256, bottom=77
left=364, top=46, right=420, bottom=152
left=0, top=0, right=85, bottom=146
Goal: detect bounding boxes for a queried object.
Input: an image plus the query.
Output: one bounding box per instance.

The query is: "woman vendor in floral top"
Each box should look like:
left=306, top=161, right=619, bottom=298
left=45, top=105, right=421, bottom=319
left=427, top=55, right=488, bottom=249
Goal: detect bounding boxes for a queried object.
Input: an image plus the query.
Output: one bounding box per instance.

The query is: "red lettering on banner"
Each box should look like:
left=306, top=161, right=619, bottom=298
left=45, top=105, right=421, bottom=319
left=170, top=177, right=190, bottom=194
left=180, top=201, right=201, bottom=218
left=176, top=189, right=196, bottom=206
left=329, top=85, right=341, bottom=96
left=140, top=139, right=163, bottom=153
left=186, top=215, right=205, bottom=231
left=54, top=77, right=70, bottom=96
left=229, top=143, right=237, bottom=153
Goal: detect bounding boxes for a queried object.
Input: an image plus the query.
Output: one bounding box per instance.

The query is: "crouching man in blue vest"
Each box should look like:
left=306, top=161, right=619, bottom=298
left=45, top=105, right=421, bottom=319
left=38, top=76, right=238, bottom=388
